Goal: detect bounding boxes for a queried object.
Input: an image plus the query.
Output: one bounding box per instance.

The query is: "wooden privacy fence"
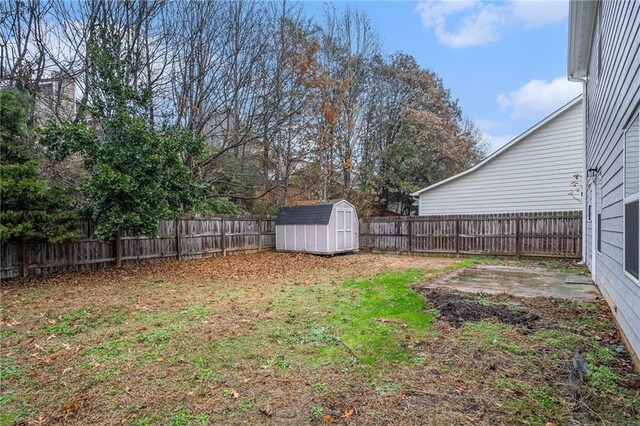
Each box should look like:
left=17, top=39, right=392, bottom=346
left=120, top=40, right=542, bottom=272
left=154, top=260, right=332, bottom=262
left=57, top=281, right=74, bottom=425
left=359, top=211, right=582, bottom=259
left=1, top=216, right=276, bottom=279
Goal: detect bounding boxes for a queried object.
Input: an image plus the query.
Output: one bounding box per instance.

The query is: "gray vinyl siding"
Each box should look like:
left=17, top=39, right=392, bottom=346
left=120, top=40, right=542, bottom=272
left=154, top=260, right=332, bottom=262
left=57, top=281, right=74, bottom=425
left=584, top=0, right=640, bottom=360
left=418, top=101, right=583, bottom=215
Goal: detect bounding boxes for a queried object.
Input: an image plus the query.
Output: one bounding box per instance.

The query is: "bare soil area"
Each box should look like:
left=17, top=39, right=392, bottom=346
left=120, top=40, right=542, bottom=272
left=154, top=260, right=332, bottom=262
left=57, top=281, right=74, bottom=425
left=419, top=289, right=540, bottom=328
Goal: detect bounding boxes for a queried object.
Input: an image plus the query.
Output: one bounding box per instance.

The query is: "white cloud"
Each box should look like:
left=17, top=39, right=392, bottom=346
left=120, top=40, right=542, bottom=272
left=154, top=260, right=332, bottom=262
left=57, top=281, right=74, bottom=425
left=415, top=0, right=568, bottom=47
left=436, top=4, right=504, bottom=47
left=416, top=0, right=476, bottom=27
left=510, top=1, right=569, bottom=28
left=497, top=76, right=582, bottom=119
left=482, top=132, right=516, bottom=153
left=474, top=118, right=513, bottom=153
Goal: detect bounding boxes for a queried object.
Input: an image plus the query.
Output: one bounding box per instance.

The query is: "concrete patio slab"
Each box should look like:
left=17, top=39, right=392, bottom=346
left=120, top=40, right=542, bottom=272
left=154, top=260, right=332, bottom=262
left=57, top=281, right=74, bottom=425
left=424, top=265, right=598, bottom=300
left=564, top=275, right=594, bottom=285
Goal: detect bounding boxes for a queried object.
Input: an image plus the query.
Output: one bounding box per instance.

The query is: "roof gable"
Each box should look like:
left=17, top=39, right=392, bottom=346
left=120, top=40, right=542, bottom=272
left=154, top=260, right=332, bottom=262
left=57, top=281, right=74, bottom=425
left=276, top=199, right=352, bottom=225
left=411, top=95, right=583, bottom=196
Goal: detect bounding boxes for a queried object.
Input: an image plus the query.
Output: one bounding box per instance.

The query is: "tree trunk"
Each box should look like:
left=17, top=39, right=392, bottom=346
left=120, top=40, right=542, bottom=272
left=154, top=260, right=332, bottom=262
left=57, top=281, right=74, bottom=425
left=21, top=238, right=29, bottom=278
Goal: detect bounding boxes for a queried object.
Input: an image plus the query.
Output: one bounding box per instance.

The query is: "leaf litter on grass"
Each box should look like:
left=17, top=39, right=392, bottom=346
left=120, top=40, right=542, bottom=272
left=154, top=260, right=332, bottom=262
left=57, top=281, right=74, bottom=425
left=1, top=253, right=639, bottom=425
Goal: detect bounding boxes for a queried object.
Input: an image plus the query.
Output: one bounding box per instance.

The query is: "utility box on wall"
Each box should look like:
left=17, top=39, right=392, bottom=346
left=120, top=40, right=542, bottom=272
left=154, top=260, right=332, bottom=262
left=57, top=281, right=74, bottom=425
left=275, top=199, right=359, bottom=255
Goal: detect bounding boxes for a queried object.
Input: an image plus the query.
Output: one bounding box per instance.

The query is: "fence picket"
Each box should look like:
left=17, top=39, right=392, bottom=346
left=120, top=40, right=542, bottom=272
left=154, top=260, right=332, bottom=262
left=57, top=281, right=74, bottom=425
left=1, top=216, right=276, bottom=279
left=358, top=211, right=581, bottom=259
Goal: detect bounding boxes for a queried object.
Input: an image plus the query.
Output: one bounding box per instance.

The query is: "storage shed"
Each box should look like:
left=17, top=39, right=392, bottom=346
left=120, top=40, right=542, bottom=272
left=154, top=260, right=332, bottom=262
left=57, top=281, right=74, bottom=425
left=275, top=199, right=359, bottom=254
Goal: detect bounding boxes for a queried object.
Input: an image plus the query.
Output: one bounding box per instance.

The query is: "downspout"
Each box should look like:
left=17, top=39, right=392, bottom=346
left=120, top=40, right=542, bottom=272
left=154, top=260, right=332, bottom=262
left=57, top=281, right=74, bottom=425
left=569, top=78, right=588, bottom=264
left=581, top=82, right=588, bottom=266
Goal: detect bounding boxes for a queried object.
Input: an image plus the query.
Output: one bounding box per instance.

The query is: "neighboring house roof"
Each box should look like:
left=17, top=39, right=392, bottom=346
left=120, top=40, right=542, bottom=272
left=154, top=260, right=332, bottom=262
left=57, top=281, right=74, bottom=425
left=568, top=0, right=599, bottom=80
left=411, top=95, right=583, bottom=197
left=276, top=199, right=349, bottom=225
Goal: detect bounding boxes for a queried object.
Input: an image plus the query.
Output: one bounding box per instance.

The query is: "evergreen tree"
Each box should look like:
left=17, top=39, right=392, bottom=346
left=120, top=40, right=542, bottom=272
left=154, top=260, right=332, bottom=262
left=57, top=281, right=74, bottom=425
left=41, top=28, right=204, bottom=242
left=0, top=89, right=78, bottom=244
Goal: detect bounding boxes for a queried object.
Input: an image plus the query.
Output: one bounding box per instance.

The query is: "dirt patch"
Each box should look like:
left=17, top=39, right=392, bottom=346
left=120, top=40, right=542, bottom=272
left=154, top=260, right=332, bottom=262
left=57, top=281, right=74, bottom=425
left=420, top=288, right=540, bottom=328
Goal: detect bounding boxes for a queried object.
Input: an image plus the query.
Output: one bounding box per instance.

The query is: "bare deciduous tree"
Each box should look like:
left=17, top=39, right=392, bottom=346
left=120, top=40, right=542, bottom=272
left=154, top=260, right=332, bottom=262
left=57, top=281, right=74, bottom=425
left=1, top=0, right=486, bottom=215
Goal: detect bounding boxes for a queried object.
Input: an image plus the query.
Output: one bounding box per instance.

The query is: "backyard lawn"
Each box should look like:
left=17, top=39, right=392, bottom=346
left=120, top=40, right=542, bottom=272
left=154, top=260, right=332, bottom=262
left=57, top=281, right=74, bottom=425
left=1, top=252, right=639, bottom=425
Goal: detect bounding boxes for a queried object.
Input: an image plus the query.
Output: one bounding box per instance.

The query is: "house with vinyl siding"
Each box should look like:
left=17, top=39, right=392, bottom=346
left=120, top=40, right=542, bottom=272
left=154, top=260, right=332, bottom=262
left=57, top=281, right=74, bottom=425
left=411, top=96, right=583, bottom=215
left=568, top=0, right=640, bottom=369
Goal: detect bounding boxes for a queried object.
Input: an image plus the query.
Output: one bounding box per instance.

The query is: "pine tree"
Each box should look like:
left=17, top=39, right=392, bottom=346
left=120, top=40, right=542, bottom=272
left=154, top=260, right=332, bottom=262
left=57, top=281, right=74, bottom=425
left=0, top=89, right=79, bottom=274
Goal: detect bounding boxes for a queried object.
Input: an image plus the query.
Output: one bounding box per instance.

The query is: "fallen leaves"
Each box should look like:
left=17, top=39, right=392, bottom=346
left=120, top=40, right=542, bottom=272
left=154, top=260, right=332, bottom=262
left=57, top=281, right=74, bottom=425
left=1, top=316, right=19, bottom=326
left=340, top=407, right=356, bottom=419
left=2, top=254, right=638, bottom=425
left=322, top=414, right=336, bottom=423
left=259, top=403, right=274, bottom=416
left=2, top=252, right=452, bottom=294
left=322, top=407, right=357, bottom=423
left=31, top=415, right=48, bottom=426
left=60, top=401, right=80, bottom=417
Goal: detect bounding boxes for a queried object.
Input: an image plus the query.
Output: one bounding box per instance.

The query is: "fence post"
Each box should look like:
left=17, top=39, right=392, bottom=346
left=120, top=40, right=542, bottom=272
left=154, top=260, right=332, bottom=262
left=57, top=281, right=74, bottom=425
left=515, top=216, right=521, bottom=258
left=257, top=218, right=262, bottom=251
left=221, top=217, right=226, bottom=256
left=407, top=219, right=413, bottom=254
left=114, top=229, right=122, bottom=267
left=367, top=219, right=372, bottom=251
left=175, top=217, right=181, bottom=260
left=21, top=239, right=29, bottom=278
left=366, top=219, right=371, bottom=251
left=455, top=219, right=460, bottom=256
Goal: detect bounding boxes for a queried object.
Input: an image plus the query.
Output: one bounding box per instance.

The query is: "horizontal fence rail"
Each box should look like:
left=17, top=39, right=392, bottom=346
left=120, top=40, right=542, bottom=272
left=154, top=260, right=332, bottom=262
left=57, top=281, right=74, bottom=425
left=1, top=216, right=276, bottom=280
left=2, top=211, right=582, bottom=280
left=359, top=211, right=582, bottom=259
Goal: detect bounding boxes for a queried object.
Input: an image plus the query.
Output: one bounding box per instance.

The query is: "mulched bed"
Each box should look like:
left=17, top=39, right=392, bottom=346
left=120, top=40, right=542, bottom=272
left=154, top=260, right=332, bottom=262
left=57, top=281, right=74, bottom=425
left=419, top=288, right=540, bottom=328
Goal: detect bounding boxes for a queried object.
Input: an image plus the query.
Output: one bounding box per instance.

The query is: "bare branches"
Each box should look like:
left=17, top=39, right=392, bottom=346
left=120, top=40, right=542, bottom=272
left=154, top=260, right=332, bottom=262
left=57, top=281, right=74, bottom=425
left=1, top=0, right=53, bottom=93
left=1, top=0, right=485, bottom=214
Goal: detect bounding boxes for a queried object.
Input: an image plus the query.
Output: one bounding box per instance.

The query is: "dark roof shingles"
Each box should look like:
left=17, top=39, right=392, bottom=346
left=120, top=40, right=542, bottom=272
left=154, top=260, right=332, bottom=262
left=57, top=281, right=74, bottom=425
left=276, top=201, right=342, bottom=225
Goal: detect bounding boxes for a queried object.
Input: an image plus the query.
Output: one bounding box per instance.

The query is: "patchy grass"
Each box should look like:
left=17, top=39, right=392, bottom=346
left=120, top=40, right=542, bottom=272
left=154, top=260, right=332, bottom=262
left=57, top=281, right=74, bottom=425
left=460, top=321, right=527, bottom=355
left=331, top=269, right=433, bottom=364
left=1, top=252, right=638, bottom=425
left=41, top=307, right=101, bottom=336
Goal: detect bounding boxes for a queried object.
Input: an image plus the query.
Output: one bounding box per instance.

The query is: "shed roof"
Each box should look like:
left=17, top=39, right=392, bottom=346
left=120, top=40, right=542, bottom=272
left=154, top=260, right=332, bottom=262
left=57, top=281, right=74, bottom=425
left=276, top=199, right=344, bottom=225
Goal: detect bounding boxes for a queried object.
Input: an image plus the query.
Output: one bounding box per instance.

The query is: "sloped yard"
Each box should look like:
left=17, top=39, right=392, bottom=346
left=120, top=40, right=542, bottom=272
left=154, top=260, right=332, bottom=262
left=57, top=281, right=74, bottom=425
left=1, top=253, right=639, bottom=425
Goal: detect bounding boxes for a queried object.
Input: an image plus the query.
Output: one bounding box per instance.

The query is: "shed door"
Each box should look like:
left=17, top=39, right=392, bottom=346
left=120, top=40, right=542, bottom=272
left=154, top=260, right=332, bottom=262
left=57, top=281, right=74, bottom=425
left=336, top=208, right=353, bottom=251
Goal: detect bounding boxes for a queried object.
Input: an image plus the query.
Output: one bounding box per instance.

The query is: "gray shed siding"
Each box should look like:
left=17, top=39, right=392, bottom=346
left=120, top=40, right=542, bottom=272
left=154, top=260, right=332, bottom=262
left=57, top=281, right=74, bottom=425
left=417, top=100, right=583, bottom=215
left=326, top=200, right=359, bottom=253
left=275, top=200, right=358, bottom=254
left=276, top=224, right=328, bottom=253
left=584, top=0, right=640, bottom=362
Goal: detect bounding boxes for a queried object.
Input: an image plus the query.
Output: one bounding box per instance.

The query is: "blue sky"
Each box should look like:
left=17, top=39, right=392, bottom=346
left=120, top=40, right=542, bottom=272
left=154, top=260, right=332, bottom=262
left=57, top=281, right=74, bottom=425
left=303, top=0, right=583, bottom=153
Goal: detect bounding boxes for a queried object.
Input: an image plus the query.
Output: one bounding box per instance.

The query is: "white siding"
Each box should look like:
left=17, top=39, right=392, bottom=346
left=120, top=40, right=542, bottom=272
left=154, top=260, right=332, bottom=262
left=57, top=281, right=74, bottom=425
left=275, top=200, right=358, bottom=254
left=326, top=200, right=359, bottom=253
left=583, top=1, right=640, bottom=363
left=276, top=226, right=285, bottom=251
left=418, top=101, right=583, bottom=215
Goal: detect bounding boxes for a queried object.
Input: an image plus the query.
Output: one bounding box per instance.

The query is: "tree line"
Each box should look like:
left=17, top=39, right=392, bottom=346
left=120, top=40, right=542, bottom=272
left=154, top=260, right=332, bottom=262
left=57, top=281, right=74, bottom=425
left=1, top=0, right=485, bottom=245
